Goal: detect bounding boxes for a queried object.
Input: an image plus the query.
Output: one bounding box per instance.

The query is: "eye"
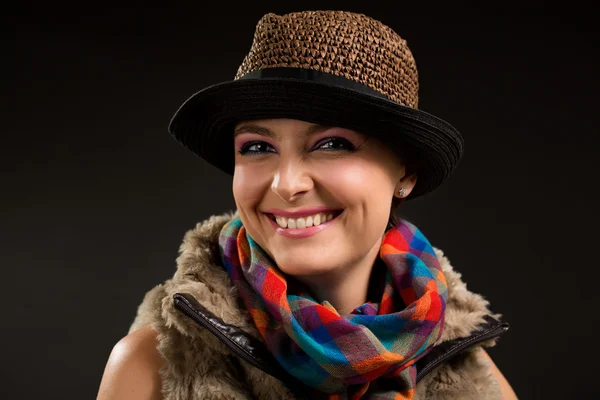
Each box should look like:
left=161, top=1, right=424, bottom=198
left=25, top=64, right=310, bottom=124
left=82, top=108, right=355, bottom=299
left=315, top=137, right=356, bottom=151
left=238, top=141, right=276, bottom=155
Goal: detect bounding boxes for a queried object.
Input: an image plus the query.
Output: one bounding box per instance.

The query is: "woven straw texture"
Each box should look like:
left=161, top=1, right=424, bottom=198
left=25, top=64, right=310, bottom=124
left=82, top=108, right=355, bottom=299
left=235, top=11, right=419, bottom=108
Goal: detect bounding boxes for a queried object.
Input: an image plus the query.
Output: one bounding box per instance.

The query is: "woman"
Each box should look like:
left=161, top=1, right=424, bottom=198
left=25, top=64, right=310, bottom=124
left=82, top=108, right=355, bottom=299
left=97, top=10, right=517, bottom=400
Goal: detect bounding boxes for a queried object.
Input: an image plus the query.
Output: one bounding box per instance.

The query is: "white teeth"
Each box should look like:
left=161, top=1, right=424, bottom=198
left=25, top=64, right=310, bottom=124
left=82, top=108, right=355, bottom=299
left=273, top=211, right=340, bottom=229
left=313, top=214, right=321, bottom=226
left=276, top=216, right=287, bottom=228
left=306, top=215, right=313, bottom=227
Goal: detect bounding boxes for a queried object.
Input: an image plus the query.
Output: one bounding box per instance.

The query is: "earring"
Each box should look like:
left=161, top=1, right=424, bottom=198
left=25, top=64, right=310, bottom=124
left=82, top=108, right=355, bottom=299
left=397, top=188, right=407, bottom=197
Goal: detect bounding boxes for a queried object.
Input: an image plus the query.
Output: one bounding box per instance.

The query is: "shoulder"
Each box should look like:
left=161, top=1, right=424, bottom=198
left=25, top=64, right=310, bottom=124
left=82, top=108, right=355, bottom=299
left=481, top=349, right=519, bottom=399
left=97, top=325, right=165, bottom=400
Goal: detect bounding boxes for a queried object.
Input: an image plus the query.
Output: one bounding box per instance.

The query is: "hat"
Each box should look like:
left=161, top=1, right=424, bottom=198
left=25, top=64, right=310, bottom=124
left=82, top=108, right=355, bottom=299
left=168, top=10, right=464, bottom=200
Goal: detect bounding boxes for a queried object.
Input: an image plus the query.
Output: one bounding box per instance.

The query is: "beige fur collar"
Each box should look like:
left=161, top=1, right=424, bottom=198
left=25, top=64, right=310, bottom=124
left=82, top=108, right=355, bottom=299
left=129, top=211, right=501, bottom=399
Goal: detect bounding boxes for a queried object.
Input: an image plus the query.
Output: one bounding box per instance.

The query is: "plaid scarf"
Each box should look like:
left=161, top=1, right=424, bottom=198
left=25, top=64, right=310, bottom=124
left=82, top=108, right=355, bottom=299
left=219, top=217, right=448, bottom=399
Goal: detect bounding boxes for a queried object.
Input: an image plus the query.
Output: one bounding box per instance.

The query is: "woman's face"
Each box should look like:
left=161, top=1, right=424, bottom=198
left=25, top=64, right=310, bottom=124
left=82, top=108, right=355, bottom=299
left=232, top=118, right=417, bottom=279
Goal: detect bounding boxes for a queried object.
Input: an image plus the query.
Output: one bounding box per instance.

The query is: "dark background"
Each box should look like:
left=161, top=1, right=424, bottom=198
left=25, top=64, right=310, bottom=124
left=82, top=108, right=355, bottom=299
left=5, top=2, right=599, bottom=399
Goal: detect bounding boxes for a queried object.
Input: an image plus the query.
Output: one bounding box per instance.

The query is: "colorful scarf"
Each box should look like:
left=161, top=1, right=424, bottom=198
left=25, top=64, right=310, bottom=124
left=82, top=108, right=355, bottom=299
left=219, top=217, right=448, bottom=399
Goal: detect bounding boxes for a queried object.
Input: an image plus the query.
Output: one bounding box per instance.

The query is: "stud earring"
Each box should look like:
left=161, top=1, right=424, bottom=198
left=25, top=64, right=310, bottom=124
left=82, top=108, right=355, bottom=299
left=397, top=188, right=407, bottom=197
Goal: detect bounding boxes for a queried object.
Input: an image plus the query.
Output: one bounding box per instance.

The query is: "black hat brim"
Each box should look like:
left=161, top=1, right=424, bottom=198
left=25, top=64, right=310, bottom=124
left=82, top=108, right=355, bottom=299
left=168, top=77, right=464, bottom=199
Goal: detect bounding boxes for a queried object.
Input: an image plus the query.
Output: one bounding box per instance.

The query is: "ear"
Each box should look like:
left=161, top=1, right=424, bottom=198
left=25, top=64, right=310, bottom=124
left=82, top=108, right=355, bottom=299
left=394, top=173, right=418, bottom=198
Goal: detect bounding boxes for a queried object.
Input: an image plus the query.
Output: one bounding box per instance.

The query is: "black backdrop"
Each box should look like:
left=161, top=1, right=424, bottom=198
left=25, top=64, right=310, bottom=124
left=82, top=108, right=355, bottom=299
left=5, top=2, right=599, bottom=399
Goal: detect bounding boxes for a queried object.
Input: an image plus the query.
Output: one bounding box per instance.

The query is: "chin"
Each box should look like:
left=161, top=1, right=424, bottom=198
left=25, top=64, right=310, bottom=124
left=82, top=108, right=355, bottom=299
left=274, top=252, right=341, bottom=278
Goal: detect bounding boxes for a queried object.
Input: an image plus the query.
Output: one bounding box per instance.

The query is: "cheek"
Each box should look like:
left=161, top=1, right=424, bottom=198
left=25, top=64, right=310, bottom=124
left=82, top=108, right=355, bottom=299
left=233, top=164, right=265, bottom=206
left=321, top=161, right=393, bottom=208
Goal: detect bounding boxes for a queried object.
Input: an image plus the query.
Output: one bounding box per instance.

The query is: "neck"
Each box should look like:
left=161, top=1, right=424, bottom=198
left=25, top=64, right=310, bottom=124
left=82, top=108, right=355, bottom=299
left=300, top=236, right=383, bottom=315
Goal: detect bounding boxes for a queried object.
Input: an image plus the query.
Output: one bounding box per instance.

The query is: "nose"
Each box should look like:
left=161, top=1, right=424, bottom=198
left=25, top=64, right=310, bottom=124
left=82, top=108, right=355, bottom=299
left=271, top=157, right=314, bottom=203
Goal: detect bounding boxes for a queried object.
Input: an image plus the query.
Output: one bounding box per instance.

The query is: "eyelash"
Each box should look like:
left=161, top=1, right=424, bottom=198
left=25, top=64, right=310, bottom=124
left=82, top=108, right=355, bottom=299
left=237, top=137, right=356, bottom=155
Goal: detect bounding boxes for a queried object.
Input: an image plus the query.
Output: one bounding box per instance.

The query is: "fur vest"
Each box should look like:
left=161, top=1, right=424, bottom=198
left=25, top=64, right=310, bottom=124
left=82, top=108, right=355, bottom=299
left=129, top=212, right=507, bottom=399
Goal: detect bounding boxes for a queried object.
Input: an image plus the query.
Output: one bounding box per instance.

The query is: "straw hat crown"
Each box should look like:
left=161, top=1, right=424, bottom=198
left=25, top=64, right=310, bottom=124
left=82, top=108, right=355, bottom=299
left=235, top=11, right=419, bottom=108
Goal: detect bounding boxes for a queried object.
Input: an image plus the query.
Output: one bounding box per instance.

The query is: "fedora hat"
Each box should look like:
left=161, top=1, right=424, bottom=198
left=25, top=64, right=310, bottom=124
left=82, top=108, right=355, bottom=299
left=168, top=10, right=464, bottom=200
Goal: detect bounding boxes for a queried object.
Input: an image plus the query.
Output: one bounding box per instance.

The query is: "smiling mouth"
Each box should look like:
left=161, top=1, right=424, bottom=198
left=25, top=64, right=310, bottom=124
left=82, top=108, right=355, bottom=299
left=266, top=210, right=344, bottom=229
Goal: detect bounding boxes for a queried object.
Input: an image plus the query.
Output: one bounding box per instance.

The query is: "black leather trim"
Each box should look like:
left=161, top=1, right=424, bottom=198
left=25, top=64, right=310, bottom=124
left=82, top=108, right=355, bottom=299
left=174, top=293, right=280, bottom=373
left=415, top=315, right=510, bottom=382
left=173, top=293, right=311, bottom=399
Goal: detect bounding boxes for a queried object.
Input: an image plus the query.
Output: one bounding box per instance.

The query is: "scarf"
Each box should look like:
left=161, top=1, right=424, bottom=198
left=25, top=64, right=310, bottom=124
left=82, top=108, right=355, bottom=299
left=218, top=217, right=448, bottom=399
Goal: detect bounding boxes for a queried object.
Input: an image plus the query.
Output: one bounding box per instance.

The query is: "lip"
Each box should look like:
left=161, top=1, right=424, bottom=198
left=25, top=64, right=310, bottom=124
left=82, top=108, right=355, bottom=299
left=266, top=210, right=342, bottom=238
left=264, top=206, right=341, bottom=218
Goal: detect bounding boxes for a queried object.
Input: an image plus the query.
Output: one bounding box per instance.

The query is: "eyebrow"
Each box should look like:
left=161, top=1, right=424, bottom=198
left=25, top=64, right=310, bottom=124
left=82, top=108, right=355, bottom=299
left=234, top=124, right=274, bottom=138
left=233, top=123, right=332, bottom=138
